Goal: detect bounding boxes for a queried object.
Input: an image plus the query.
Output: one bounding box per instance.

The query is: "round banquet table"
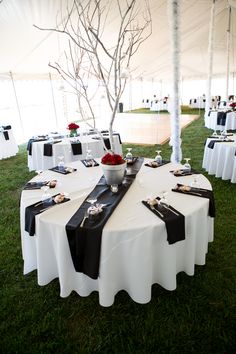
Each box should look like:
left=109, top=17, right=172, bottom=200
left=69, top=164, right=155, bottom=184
left=27, top=134, right=122, bottom=171
left=204, top=110, right=236, bottom=131
left=20, top=159, right=214, bottom=306
left=0, top=126, right=19, bottom=160
left=202, top=137, right=236, bottom=183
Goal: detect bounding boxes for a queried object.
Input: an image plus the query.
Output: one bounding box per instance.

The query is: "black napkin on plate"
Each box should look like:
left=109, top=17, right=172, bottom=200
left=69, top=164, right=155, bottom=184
left=207, top=139, right=234, bottom=149
left=142, top=198, right=185, bottom=245
left=71, top=141, right=82, bottom=155
left=66, top=160, right=143, bottom=279
left=49, top=166, right=77, bottom=174
left=25, top=194, right=70, bottom=236
left=172, top=183, right=215, bottom=217
left=169, top=168, right=200, bottom=177
left=125, top=156, right=139, bottom=165
left=81, top=159, right=99, bottom=167
left=23, top=181, right=49, bottom=190
left=144, top=160, right=170, bottom=168
left=3, top=131, right=9, bottom=140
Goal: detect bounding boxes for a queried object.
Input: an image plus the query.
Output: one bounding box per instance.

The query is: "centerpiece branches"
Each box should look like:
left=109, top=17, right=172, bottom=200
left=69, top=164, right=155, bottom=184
left=34, top=0, right=152, bottom=153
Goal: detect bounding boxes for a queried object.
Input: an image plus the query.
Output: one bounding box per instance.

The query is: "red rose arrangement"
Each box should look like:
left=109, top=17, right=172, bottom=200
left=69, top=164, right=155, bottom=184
left=101, top=152, right=125, bottom=165
left=67, top=122, right=80, bottom=130
left=229, top=102, right=236, bottom=108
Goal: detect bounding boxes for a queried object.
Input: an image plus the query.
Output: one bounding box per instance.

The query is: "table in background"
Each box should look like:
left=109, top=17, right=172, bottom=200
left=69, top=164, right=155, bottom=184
left=204, top=110, right=236, bottom=131
left=20, top=159, right=214, bottom=306
left=27, top=134, right=122, bottom=171
left=202, top=137, right=236, bottom=183
left=0, top=125, right=19, bottom=160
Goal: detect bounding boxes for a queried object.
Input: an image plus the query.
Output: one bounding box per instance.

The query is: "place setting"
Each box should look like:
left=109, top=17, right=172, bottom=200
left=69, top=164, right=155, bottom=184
left=142, top=191, right=185, bottom=245
left=25, top=186, right=70, bottom=236
left=49, top=156, right=77, bottom=174
left=144, top=150, right=170, bottom=168
left=169, top=157, right=200, bottom=176
left=81, top=149, right=99, bottom=167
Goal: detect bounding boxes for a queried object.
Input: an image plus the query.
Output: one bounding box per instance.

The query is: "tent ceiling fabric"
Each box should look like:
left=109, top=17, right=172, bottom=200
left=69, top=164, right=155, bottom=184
left=0, top=0, right=236, bottom=80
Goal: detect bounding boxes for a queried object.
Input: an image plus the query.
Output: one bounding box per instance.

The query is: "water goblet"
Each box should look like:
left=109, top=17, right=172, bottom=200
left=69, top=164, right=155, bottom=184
left=41, top=186, right=52, bottom=206
left=191, top=175, right=200, bottom=189
left=86, top=149, right=93, bottom=161
left=126, top=148, right=133, bottom=163
left=159, top=191, right=168, bottom=208
left=212, top=130, right=218, bottom=137
left=58, top=155, right=65, bottom=171
left=155, top=150, right=162, bottom=164
left=183, top=158, right=191, bottom=172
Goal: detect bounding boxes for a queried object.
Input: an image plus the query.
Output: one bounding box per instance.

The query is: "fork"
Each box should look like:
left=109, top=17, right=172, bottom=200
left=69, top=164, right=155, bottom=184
left=80, top=209, right=89, bottom=227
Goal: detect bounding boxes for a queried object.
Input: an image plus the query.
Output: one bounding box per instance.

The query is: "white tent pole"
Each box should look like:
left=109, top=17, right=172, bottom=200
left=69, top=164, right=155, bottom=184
left=49, top=73, right=59, bottom=129
left=169, top=0, right=182, bottom=163
left=225, top=6, right=231, bottom=101
left=205, top=0, right=216, bottom=113
left=9, top=71, right=25, bottom=140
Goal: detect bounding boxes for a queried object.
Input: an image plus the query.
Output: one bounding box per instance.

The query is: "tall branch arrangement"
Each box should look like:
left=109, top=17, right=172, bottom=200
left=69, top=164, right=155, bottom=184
left=35, top=0, right=152, bottom=153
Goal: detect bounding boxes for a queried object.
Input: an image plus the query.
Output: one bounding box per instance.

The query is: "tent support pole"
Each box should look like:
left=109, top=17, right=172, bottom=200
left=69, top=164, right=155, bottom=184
left=225, top=6, right=231, bottom=101
left=206, top=0, right=216, bottom=113
left=9, top=71, right=25, bottom=140
left=49, top=73, right=59, bottom=129
left=169, top=0, right=182, bottom=163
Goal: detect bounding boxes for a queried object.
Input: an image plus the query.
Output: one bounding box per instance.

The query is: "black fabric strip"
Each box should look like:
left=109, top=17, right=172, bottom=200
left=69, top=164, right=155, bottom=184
left=43, top=143, right=53, bottom=156
left=172, top=184, right=215, bottom=217
left=27, top=138, right=48, bottom=155
left=66, top=158, right=143, bottom=279
left=2, top=125, right=11, bottom=130
left=142, top=199, right=185, bottom=245
left=207, top=139, right=234, bottom=149
left=3, top=131, right=9, bottom=140
left=71, top=141, right=82, bottom=155
left=217, top=111, right=226, bottom=125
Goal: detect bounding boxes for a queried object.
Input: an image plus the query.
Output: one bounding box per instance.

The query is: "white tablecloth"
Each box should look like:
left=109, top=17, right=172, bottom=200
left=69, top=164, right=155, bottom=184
left=20, top=159, right=214, bottom=306
left=202, top=137, right=236, bottom=183
left=0, top=127, right=19, bottom=160
left=205, top=111, right=236, bottom=131
left=27, top=134, right=122, bottom=171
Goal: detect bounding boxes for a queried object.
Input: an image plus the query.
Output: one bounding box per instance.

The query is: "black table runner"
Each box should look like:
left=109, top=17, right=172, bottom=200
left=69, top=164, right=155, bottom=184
left=43, top=140, right=62, bottom=156
left=71, top=141, right=82, bottom=155
left=207, top=139, right=234, bottom=149
left=66, top=158, right=144, bottom=279
left=3, top=131, right=9, bottom=140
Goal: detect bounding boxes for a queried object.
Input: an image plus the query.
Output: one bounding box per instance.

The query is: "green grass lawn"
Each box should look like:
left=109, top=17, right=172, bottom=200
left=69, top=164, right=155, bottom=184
left=1, top=113, right=236, bottom=353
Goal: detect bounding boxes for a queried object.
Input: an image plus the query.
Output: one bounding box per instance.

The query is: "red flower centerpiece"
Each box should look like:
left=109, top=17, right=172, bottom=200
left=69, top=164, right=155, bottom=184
left=101, top=153, right=126, bottom=185
left=67, top=122, right=80, bottom=136
left=229, top=102, right=236, bottom=110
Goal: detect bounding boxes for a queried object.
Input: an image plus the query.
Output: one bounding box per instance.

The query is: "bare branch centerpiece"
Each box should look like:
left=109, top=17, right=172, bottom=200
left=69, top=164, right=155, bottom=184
left=35, top=0, right=151, bottom=184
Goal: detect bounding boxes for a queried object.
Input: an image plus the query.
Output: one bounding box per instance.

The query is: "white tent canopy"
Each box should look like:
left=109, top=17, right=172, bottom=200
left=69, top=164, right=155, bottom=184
left=0, top=0, right=236, bottom=80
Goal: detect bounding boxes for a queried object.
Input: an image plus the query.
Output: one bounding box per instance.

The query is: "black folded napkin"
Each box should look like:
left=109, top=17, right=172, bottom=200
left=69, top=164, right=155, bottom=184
left=23, top=181, right=49, bottom=190
left=169, top=168, right=200, bottom=177
left=81, top=159, right=99, bottom=167
left=43, top=140, right=62, bottom=156
left=2, top=125, right=11, bottom=130
left=3, top=131, right=9, bottom=140
left=49, top=166, right=77, bottom=174
left=25, top=194, right=70, bottom=236
left=142, top=199, right=185, bottom=245
left=66, top=159, right=143, bottom=279
left=207, top=139, right=234, bottom=149
left=144, top=160, right=170, bottom=168
left=172, top=183, right=215, bottom=217
left=71, top=141, right=82, bottom=155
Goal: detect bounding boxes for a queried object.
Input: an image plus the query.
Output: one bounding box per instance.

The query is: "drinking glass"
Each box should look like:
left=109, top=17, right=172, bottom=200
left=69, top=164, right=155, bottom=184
left=86, top=149, right=93, bottom=161
left=191, top=175, right=200, bottom=188
left=212, top=130, right=218, bottom=137
left=41, top=186, right=52, bottom=205
left=155, top=150, right=162, bottom=164
left=183, top=158, right=191, bottom=172
left=110, top=184, right=119, bottom=193
left=126, top=148, right=133, bottom=163
left=58, top=156, right=65, bottom=171
left=159, top=191, right=168, bottom=207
